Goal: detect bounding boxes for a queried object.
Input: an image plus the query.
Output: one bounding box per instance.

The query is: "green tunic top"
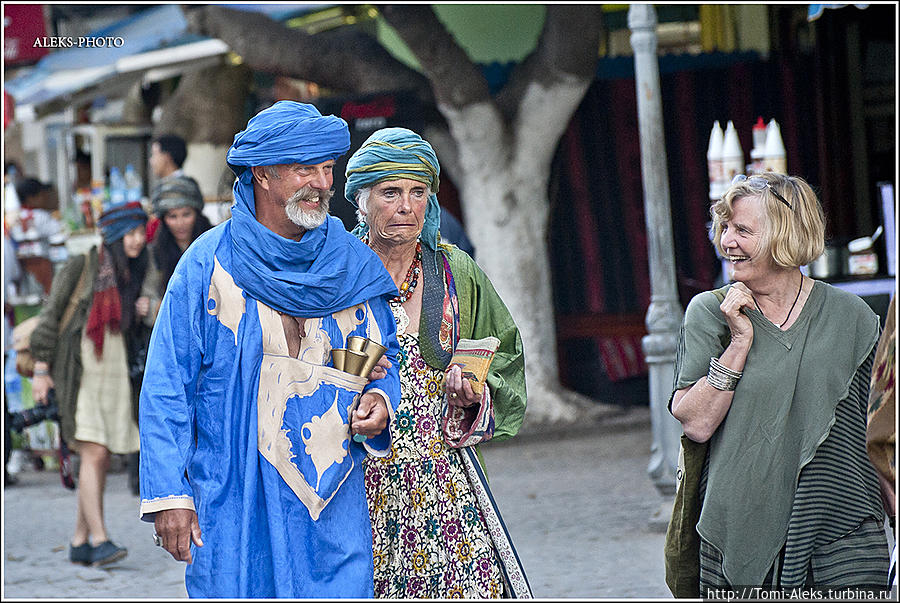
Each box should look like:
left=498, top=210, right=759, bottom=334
left=673, top=280, right=884, bottom=586
left=29, top=247, right=160, bottom=446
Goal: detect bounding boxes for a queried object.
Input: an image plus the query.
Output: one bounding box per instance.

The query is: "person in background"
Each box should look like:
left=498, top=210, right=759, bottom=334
left=345, top=127, right=530, bottom=598
left=29, top=201, right=160, bottom=567
left=4, top=230, right=22, bottom=486
left=866, top=292, right=896, bottom=588
left=9, top=178, right=64, bottom=295
left=149, top=175, right=212, bottom=297
left=669, top=173, right=889, bottom=592
left=147, top=134, right=201, bottom=242
left=120, top=175, right=212, bottom=497
left=138, top=101, right=400, bottom=598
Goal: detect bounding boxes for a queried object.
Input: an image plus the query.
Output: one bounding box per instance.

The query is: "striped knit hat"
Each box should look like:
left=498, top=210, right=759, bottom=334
left=98, top=201, right=148, bottom=243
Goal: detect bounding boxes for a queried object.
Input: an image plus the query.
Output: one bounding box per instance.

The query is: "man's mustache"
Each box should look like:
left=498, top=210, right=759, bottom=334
left=287, top=186, right=334, bottom=205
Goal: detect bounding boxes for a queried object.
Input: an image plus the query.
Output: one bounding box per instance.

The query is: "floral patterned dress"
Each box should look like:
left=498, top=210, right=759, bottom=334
left=364, top=329, right=504, bottom=598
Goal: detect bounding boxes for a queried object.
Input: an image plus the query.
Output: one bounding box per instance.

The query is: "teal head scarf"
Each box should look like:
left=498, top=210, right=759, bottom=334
left=344, top=127, right=441, bottom=250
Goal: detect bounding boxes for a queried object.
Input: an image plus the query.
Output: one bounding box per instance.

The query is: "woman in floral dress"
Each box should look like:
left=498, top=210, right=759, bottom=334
left=346, top=128, right=531, bottom=598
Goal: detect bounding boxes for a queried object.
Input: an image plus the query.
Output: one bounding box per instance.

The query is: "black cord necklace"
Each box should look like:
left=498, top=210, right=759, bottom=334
left=752, top=271, right=803, bottom=329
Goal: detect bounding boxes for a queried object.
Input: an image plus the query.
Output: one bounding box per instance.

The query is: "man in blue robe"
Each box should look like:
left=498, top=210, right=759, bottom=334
left=138, top=101, right=401, bottom=598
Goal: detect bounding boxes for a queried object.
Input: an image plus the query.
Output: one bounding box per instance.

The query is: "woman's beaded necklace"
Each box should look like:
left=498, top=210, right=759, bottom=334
left=391, top=241, right=422, bottom=304
left=365, top=234, right=422, bottom=306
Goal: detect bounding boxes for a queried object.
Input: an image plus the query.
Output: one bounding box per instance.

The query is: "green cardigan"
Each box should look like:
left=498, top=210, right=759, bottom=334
left=30, top=249, right=98, bottom=447
left=29, top=247, right=161, bottom=446
left=419, top=244, right=528, bottom=443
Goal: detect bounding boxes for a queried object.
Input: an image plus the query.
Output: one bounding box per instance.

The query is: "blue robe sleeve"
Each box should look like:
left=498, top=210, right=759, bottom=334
left=359, top=295, right=401, bottom=456
left=138, top=253, right=206, bottom=521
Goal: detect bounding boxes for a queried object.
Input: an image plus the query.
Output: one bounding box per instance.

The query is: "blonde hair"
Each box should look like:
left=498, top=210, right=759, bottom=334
left=710, top=173, right=825, bottom=268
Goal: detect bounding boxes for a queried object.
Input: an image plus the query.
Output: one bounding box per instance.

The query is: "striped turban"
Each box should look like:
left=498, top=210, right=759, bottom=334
left=344, top=127, right=441, bottom=250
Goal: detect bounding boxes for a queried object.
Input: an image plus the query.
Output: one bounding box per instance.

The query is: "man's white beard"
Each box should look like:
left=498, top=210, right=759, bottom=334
left=285, top=186, right=332, bottom=230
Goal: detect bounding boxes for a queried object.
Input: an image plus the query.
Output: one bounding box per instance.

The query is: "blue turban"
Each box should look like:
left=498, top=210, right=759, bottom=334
left=221, top=100, right=396, bottom=317
left=226, top=100, right=350, bottom=183
left=344, top=127, right=441, bottom=251
left=98, top=201, right=148, bottom=244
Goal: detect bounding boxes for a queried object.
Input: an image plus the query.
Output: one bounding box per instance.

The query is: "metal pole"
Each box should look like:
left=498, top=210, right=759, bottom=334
left=628, top=4, right=685, bottom=522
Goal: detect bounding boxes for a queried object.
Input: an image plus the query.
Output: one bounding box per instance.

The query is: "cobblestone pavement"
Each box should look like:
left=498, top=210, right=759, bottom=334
left=3, top=406, right=669, bottom=599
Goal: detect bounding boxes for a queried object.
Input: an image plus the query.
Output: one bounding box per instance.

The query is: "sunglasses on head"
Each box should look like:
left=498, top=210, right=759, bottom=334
left=731, top=174, right=793, bottom=211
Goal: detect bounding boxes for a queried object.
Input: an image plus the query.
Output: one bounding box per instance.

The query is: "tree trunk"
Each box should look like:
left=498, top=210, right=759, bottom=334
left=177, top=4, right=613, bottom=426
left=155, top=63, right=252, bottom=201
left=437, top=76, right=603, bottom=424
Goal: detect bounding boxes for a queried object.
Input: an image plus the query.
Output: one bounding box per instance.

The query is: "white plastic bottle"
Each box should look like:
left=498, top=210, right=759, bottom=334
left=4, top=164, right=21, bottom=214
left=721, top=120, right=744, bottom=185
left=124, top=164, right=142, bottom=203
left=707, top=121, right=724, bottom=201
left=763, top=119, right=786, bottom=174
left=749, top=116, right=767, bottom=174
left=108, top=166, right=126, bottom=208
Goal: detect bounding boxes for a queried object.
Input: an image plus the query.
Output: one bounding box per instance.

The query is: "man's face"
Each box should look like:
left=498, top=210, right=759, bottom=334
left=149, top=143, right=172, bottom=179
left=270, top=161, right=335, bottom=230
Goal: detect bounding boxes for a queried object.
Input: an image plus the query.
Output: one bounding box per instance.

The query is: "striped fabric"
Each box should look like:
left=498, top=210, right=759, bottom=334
left=597, top=334, right=647, bottom=382
left=698, top=349, right=889, bottom=589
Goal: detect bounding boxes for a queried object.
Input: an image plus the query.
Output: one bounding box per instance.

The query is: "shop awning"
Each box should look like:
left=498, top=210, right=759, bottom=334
left=4, top=5, right=229, bottom=118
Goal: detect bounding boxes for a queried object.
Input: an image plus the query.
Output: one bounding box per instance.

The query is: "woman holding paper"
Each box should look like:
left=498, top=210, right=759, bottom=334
left=345, top=128, right=530, bottom=599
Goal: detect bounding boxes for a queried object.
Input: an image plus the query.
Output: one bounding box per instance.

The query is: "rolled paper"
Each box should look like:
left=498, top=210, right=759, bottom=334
left=331, top=348, right=348, bottom=372
left=359, top=340, right=388, bottom=378
left=343, top=349, right=369, bottom=376
left=347, top=336, right=368, bottom=353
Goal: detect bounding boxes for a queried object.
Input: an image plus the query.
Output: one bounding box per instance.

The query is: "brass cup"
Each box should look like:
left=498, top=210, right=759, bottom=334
left=331, top=348, right=348, bottom=372
left=347, top=336, right=368, bottom=353
left=342, top=349, right=369, bottom=376
left=359, top=340, right=388, bottom=377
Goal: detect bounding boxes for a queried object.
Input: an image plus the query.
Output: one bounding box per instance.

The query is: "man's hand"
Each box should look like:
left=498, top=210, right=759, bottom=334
left=350, top=392, right=389, bottom=439
left=154, top=508, right=203, bottom=564
left=366, top=354, right=392, bottom=383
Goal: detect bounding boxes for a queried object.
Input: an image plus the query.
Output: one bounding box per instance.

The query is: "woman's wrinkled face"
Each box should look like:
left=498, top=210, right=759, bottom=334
left=122, top=224, right=147, bottom=259
left=365, top=178, right=429, bottom=249
left=163, top=206, right=198, bottom=248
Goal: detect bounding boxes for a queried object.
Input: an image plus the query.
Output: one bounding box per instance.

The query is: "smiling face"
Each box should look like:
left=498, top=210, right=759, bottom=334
left=364, top=178, right=429, bottom=249
left=719, top=194, right=774, bottom=283
left=269, top=161, right=335, bottom=230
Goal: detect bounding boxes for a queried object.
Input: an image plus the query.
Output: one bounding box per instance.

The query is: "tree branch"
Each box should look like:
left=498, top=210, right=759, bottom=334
left=183, top=5, right=433, bottom=102
left=379, top=5, right=491, bottom=110
left=495, top=5, right=603, bottom=120
left=420, top=123, right=460, bottom=185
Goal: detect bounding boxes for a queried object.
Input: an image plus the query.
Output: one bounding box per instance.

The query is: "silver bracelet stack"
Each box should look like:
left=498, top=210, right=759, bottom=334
left=707, top=357, right=742, bottom=391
